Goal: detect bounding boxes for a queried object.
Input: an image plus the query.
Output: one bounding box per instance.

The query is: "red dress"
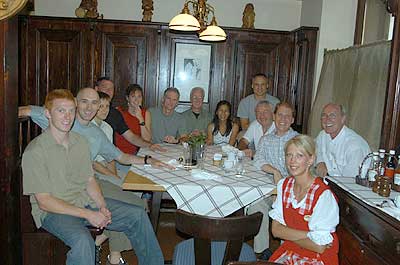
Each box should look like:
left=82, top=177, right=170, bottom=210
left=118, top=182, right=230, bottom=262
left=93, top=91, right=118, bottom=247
left=115, top=107, right=146, bottom=155
left=269, top=177, right=339, bottom=265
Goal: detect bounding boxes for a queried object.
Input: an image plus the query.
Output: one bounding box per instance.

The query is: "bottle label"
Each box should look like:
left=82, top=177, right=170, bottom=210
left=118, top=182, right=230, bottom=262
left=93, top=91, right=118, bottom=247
left=384, top=168, right=395, bottom=178
left=368, top=170, right=377, bottom=181
left=394, top=173, right=400, bottom=185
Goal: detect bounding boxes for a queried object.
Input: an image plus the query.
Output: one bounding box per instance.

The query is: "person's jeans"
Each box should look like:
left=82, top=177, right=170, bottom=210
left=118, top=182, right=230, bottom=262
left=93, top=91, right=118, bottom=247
left=41, top=198, right=164, bottom=265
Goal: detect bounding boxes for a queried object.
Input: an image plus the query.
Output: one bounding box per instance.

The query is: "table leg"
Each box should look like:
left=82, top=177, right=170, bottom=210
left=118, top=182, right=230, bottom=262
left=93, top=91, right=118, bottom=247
left=150, top=191, right=162, bottom=232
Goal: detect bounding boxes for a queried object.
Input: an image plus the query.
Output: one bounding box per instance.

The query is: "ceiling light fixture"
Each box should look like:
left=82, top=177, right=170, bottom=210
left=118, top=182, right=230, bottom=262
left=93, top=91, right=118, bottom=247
left=169, top=0, right=227, bottom=42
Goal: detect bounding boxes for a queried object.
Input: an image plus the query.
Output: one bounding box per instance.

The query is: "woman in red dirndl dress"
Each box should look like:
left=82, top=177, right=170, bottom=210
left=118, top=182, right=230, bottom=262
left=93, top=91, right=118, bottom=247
left=268, top=135, right=339, bottom=265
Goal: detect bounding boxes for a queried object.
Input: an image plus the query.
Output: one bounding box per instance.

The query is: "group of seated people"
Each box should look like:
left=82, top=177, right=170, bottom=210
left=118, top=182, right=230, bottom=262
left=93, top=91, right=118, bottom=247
left=19, top=73, right=371, bottom=265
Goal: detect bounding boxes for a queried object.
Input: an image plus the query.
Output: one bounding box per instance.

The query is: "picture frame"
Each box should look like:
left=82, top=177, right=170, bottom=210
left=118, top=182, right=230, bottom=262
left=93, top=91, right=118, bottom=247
left=173, top=42, right=212, bottom=102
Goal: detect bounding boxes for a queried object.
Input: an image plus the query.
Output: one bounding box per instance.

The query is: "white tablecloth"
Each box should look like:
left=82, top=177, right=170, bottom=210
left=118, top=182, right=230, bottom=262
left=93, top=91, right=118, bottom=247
left=328, top=176, right=400, bottom=220
left=129, top=144, right=276, bottom=217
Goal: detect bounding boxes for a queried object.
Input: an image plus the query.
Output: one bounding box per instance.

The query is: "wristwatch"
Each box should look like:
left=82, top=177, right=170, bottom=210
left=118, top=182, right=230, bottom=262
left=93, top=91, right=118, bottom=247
left=139, top=121, right=145, bottom=126
left=144, top=155, right=152, bottom=164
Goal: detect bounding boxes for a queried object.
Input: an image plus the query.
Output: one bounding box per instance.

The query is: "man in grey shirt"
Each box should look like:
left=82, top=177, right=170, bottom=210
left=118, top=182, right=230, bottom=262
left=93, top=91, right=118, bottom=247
left=181, top=87, right=212, bottom=135
left=149, top=87, right=185, bottom=143
left=237, top=73, right=280, bottom=130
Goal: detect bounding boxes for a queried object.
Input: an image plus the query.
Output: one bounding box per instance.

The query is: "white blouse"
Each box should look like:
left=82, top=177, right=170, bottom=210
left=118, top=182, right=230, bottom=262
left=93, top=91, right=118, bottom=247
left=269, top=178, right=339, bottom=245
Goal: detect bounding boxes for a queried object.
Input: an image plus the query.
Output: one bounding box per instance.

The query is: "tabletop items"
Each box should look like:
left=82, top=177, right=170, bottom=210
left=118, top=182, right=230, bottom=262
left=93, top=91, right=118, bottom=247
left=357, top=149, right=400, bottom=196
left=126, top=144, right=275, bottom=217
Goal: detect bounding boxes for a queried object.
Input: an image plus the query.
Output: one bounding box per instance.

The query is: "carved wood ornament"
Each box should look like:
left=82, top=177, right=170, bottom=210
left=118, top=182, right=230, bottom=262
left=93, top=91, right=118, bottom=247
left=75, top=0, right=102, bottom=19
left=0, top=0, right=27, bottom=20
left=242, top=3, right=255, bottom=29
left=142, top=0, right=153, bottom=22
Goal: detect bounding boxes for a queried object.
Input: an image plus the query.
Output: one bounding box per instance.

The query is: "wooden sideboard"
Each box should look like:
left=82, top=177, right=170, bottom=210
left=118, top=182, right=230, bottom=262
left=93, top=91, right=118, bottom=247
left=329, top=180, right=400, bottom=265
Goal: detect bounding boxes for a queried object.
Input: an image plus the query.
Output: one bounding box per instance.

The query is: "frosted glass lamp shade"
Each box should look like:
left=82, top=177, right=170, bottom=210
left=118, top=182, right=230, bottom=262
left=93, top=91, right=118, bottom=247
left=169, top=13, right=201, bottom=31
left=199, top=25, right=226, bottom=41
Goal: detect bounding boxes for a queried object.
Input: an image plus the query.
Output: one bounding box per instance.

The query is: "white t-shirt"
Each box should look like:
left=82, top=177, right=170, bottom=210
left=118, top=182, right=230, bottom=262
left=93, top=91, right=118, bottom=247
left=243, top=120, right=275, bottom=151
left=315, top=126, right=371, bottom=177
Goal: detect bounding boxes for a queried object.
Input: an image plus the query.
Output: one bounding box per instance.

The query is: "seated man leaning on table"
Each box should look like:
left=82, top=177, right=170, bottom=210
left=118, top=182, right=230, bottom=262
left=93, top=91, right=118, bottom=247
left=247, top=102, right=299, bottom=260
left=315, top=103, right=370, bottom=178
left=181, top=87, right=212, bottom=135
left=21, top=89, right=164, bottom=265
left=237, top=100, right=275, bottom=158
left=148, top=87, right=186, bottom=144
left=19, top=88, right=173, bottom=265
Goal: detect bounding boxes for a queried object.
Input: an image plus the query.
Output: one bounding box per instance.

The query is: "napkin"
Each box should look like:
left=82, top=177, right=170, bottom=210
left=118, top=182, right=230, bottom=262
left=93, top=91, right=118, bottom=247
left=168, top=159, right=183, bottom=168
left=191, top=169, right=222, bottom=180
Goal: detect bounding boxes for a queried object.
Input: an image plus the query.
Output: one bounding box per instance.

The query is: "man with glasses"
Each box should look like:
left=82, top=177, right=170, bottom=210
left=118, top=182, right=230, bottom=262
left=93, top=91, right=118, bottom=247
left=182, top=87, right=212, bottom=135
left=315, top=103, right=370, bottom=178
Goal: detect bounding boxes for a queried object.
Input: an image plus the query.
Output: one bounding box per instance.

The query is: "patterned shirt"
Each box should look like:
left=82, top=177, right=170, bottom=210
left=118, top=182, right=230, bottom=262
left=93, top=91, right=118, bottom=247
left=254, top=128, right=299, bottom=177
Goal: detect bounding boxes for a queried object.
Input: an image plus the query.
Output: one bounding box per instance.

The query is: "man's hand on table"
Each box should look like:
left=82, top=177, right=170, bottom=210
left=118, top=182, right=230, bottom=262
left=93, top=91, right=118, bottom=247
left=149, top=143, right=166, bottom=152
left=315, top=162, right=328, bottom=178
left=163, top=135, right=179, bottom=144
left=149, top=157, right=176, bottom=170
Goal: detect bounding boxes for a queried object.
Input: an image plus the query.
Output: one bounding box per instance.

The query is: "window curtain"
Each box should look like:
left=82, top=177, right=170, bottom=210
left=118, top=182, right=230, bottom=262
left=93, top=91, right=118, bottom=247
left=308, top=40, right=390, bottom=150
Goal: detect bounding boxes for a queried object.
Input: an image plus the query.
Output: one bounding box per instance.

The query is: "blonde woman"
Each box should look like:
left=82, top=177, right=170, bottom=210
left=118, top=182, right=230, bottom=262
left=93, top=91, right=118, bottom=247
left=269, top=135, right=339, bottom=264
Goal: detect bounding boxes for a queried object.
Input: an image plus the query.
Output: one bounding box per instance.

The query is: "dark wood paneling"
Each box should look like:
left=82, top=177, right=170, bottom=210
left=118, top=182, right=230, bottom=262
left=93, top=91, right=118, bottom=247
left=381, top=1, right=400, bottom=150
left=223, top=30, right=286, bottom=116
left=0, top=16, right=20, bottom=265
left=19, top=17, right=92, bottom=105
left=329, top=180, right=400, bottom=265
left=289, top=28, right=318, bottom=133
left=38, top=29, right=82, bottom=95
left=97, top=23, right=159, bottom=107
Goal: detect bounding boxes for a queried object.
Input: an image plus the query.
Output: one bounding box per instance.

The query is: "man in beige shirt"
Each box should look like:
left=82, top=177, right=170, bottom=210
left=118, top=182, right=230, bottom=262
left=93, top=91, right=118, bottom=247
left=22, top=89, right=164, bottom=265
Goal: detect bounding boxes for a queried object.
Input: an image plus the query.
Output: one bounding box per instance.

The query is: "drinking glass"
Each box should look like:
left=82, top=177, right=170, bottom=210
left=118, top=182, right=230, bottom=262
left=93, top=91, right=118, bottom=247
left=183, top=144, right=192, bottom=167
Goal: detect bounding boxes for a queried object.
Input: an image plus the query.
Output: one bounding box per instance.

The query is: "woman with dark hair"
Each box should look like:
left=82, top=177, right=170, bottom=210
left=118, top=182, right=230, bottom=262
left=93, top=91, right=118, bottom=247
left=116, top=84, right=152, bottom=154
left=206, top=100, right=239, bottom=146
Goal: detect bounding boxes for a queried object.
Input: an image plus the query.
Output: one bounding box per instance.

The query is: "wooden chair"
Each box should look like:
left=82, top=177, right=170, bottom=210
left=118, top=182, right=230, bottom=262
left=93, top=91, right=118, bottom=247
left=228, top=261, right=280, bottom=265
left=173, top=209, right=263, bottom=265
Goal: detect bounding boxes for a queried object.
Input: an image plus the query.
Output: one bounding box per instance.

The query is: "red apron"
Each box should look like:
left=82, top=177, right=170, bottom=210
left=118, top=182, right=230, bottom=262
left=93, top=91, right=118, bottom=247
left=269, top=177, right=339, bottom=265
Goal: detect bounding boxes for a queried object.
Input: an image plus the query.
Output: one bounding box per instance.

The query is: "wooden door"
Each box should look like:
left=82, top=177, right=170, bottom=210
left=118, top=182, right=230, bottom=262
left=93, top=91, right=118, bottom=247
left=19, top=17, right=91, bottom=105
left=226, top=30, right=290, bottom=117
left=96, top=23, right=159, bottom=108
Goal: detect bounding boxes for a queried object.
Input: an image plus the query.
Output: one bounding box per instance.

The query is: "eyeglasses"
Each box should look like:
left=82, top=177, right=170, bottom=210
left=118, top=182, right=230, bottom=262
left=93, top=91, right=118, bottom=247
left=321, top=113, right=338, bottom=120
left=192, top=96, right=204, bottom=101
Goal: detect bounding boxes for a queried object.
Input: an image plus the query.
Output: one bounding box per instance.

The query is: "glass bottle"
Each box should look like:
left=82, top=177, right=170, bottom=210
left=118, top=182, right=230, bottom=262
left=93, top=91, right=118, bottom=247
left=393, top=155, right=400, bottom=192
left=367, top=152, right=379, bottom=187
left=378, top=177, right=391, bottom=197
left=384, top=150, right=396, bottom=180
left=378, top=149, right=386, bottom=177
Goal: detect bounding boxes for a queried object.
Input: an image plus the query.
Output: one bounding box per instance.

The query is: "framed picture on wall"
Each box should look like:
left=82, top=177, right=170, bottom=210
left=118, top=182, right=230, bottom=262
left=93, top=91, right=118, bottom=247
left=173, top=43, right=212, bottom=102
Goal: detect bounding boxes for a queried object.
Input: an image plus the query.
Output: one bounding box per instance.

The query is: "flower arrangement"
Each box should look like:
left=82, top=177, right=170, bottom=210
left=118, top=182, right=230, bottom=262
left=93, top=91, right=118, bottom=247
left=187, top=130, right=206, bottom=147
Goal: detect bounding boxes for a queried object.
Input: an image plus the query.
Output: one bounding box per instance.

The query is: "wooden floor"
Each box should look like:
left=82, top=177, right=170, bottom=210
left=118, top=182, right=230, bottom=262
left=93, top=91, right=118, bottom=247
left=99, top=210, right=184, bottom=264
left=100, top=202, right=279, bottom=265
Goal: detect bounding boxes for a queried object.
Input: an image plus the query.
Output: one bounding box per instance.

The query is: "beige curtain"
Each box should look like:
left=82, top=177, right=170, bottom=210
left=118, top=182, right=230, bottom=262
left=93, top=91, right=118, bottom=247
left=308, top=40, right=390, bottom=150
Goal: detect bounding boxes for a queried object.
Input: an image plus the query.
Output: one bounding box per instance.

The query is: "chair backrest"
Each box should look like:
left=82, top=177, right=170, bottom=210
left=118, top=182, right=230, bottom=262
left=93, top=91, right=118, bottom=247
left=175, top=209, right=263, bottom=265
left=227, top=261, right=280, bottom=265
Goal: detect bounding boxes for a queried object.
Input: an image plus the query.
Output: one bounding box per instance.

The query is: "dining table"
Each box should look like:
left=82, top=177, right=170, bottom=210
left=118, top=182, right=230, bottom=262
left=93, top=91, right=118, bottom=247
left=122, top=144, right=276, bottom=231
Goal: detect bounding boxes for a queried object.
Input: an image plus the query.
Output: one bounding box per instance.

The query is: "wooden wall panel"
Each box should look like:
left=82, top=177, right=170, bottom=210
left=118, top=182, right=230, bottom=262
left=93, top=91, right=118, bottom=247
left=38, top=29, right=82, bottom=96
left=19, top=17, right=92, bottom=105
left=103, top=33, right=144, bottom=106
left=0, top=16, right=20, bottom=265
left=232, top=41, right=279, bottom=115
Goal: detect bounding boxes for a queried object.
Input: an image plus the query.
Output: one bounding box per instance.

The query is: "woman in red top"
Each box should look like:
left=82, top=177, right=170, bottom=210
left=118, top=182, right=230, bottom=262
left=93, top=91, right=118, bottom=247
left=269, top=134, right=339, bottom=265
left=116, top=84, right=152, bottom=154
